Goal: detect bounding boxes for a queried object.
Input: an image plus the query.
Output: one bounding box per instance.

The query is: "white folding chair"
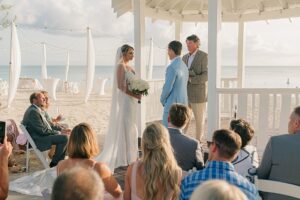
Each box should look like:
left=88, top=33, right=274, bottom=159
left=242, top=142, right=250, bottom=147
left=255, top=177, right=300, bottom=199
left=19, top=124, right=50, bottom=172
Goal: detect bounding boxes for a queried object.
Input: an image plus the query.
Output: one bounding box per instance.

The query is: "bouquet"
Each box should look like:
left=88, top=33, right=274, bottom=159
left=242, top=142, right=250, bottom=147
left=127, top=78, right=150, bottom=103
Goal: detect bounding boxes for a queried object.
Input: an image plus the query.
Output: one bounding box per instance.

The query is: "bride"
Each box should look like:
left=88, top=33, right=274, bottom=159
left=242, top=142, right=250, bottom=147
left=95, top=44, right=141, bottom=170
left=9, top=45, right=141, bottom=197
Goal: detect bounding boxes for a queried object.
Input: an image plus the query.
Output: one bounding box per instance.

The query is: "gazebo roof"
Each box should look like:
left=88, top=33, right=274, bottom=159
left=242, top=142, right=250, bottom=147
left=112, top=0, right=300, bottom=22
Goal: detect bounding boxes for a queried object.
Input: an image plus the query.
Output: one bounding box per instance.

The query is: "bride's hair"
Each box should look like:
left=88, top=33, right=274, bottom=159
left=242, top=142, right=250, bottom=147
left=141, top=122, right=181, bottom=200
left=121, top=44, right=134, bottom=55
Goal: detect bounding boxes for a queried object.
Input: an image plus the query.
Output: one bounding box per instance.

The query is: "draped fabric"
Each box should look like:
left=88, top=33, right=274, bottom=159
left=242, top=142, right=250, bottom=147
left=84, top=28, right=95, bottom=103
left=65, top=51, right=70, bottom=81
left=7, top=22, right=21, bottom=108
left=41, top=43, right=47, bottom=79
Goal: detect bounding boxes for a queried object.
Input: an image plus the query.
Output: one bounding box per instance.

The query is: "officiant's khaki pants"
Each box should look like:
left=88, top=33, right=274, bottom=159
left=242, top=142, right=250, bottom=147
left=188, top=102, right=206, bottom=141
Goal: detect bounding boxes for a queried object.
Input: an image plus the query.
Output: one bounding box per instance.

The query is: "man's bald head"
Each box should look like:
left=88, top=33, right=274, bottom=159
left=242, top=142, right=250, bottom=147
left=51, top=167, right=104, bottom=200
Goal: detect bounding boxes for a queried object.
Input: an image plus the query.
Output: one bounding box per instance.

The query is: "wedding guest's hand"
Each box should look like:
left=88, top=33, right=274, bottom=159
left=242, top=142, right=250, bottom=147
left=0, top=136, right=13, bottom=159
left=55, top=114, right=64, bottom=122
left=61, top=129, right=71, bottom=135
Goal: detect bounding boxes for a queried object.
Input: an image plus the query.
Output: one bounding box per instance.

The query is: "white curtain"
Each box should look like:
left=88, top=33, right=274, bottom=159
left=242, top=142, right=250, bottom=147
left=7, top=22, right=21, bottom=108
left=84, top=28, right=95, bottom=103
left=41, top=43, right=47, bottom=79
left=147, top=38, right=154, bottom=80
left=65, top=51, right=70, bottom=81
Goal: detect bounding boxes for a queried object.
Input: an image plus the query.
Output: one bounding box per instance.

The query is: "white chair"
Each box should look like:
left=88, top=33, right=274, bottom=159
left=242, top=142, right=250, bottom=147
left=19, top=124, right=50, bottom=172
left=255, top=177, right=300, bottom=199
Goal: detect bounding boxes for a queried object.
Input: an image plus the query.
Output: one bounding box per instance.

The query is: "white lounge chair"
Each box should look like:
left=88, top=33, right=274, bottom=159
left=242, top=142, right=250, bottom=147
left=19, top=124, right=50, bottom=172
left=255, top=177, right=300, bottom=199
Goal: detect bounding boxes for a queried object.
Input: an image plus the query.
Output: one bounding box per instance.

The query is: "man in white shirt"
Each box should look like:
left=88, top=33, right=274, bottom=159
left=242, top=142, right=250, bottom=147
left=182, top=35, right=208, bottom=142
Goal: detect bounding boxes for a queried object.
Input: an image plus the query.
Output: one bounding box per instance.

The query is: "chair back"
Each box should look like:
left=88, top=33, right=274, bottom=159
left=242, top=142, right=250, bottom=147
left=255, top=177, right=300, bottom=198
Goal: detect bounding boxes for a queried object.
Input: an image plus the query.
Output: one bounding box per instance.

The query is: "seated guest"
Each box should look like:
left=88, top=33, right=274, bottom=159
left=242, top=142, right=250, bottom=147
left=180, top=129, right=259, bottom=200
left=0, top=136, right=13, bottom=200
left=57, top=123, right=122, bottom=199
left=22, top=92, right=68, bottom=167
left=52, top=167, right=104, bottom=200
left=168, top=103, right=204, bottom=171
left=124, top=122, right=182, bottom=200
left=257, top=106, right=300, bottom=200
left=230, top=119, right=259, bottom=183
left=40, top=91, right=69, bottom=131
left=190, top=180, right=248, bottom=200
left=40, top=91, right=70, bottom=159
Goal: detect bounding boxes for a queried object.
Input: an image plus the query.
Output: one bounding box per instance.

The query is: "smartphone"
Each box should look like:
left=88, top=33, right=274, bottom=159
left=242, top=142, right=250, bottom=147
left=0, top=121, right=6, bottom=144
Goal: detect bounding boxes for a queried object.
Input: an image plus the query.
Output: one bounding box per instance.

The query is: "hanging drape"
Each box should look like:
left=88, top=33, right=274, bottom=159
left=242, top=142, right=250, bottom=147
left=41, top=43, right=47, bottom=79
left=7, top=22, right=21, bottom=108
left=65, top=51, right=70, bottom=81
left=84, top=28, right=95, bottom=103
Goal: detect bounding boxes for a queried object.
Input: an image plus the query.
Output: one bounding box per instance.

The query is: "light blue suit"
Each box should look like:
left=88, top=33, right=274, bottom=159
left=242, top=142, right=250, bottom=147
left=160, top=56, right=189, bottom=127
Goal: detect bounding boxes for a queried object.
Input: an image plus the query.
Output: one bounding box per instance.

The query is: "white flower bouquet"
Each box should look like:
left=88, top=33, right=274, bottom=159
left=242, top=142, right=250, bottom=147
left=128, top=78, right=150, bottom=96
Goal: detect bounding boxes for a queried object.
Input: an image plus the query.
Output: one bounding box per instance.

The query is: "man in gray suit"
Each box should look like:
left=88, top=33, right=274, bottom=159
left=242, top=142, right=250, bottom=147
left=257, top=106, right=300, bottom=200
left=168, top=103, right=204, bottom=171
left=182, top=35, right=208, bottom=141
left=22, top=92, right=68, bottom=167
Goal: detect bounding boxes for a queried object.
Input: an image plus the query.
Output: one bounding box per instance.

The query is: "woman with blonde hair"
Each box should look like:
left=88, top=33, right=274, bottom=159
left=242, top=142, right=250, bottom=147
left=124, top=122, right=181, bottom=200
left=57, top=123, right=122, bottom=199
left=190, top=180, right=248, bottom=200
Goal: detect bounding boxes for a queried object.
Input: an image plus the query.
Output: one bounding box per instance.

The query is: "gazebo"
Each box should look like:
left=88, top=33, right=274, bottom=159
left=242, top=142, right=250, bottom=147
left=111, top=0, right=300, bottom=154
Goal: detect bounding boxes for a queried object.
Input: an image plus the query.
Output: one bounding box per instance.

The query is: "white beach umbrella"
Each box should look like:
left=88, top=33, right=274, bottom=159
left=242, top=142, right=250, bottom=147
left=147, top=38, right=153, bottom=80
left=41, top=43, right=47, bottom=79
left=7, top=22, right=21, bottom=108
left=65, top=51, right=70, bottom=81
left=84, top=27, right=95, bottom=103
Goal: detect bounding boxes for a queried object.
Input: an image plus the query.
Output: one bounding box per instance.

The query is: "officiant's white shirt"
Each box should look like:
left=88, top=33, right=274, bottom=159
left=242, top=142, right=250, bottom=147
left=187, top=50, right=197, bottom=69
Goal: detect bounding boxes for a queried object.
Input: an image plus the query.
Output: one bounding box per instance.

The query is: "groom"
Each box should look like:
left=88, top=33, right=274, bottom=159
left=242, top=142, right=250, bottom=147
left=160, top=41, right=189, bottom=127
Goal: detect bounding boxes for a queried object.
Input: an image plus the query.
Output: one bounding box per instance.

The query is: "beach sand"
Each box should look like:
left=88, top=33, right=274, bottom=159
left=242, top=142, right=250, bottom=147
left=0, top=90, right=230, bottom=200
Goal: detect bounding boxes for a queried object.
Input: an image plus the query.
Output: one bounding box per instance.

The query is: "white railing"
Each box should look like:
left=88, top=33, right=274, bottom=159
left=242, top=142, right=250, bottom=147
left=144, top=78, right=300, bottom=156
left=145, top=79, right=164, bottom=122
left=217, top=88, right=300, bottom=155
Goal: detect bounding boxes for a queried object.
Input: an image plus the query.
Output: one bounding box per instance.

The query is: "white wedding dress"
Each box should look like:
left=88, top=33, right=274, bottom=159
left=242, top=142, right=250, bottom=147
left=9, top=48, right=138, bottom=198
left=95, top=65, right=138, bottom=170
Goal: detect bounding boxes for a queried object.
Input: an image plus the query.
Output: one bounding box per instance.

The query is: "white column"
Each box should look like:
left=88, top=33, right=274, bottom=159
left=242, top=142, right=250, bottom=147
left=237, top=21, right=245, bottom=88
left=207, top=0, right=222, bottom=141
left=175, top=20, right=182, bottom=41
left=134, top=0, right=146, bottom=137
left=147, top=38, right=154, bottom=80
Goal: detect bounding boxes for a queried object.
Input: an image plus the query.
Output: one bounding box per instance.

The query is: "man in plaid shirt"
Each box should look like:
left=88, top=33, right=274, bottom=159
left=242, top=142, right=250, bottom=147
left=180, top=129, right=259, bottom=200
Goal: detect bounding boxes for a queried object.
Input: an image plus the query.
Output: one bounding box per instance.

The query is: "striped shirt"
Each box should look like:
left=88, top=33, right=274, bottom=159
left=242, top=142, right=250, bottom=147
left=180, top=161, right=259, bottom=200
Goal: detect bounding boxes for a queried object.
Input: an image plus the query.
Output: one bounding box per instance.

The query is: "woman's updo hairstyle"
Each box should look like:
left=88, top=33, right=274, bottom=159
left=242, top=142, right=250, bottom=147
left=230, top=119, right=255, bottom=148
left=121, top=44, right=134, bottom=56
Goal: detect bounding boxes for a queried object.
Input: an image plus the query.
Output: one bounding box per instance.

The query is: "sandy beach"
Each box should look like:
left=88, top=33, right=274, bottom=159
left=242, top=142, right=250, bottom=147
left=1, top=90, right=111, bottom=200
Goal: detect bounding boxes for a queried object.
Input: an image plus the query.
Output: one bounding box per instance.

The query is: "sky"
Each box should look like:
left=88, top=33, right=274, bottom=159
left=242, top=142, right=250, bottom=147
left=1, top=0, right=300, bottom=66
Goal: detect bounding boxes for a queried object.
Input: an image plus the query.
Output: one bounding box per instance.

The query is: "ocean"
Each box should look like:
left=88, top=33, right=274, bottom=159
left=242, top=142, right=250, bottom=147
left=0, top=65, right=300, bottom=88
